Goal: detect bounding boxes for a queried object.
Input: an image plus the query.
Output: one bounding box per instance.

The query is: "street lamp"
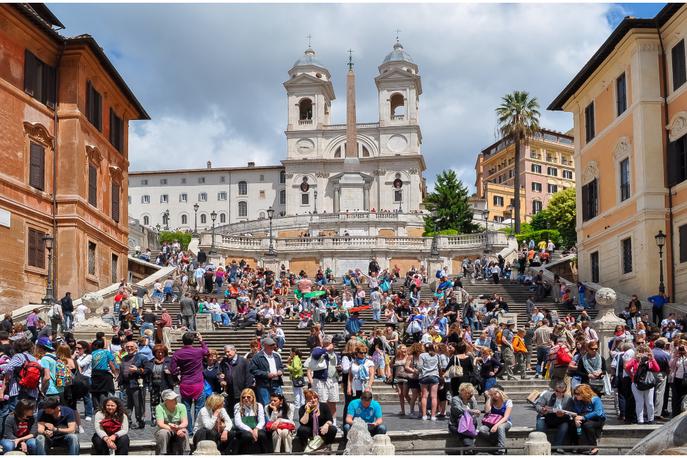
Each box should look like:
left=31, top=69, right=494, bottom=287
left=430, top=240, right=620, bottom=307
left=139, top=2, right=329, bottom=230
left=267, top=206, right=275, bottom=256
left=313, top=190, right=318, bottom=214
left=41, top=234, right=55, bottom=305
left=193, top=203, right=200, bottom=236
left=430, top=210, right=441, bottom=257
left=482, top=209, right=491, bottom=253
left=655, top=230, right=666, bottom=294
left=507, top=205, right=514, bottom=234
left=163, top=209, right=170, bottom=231
left=210, top=211, right=217, bottom=254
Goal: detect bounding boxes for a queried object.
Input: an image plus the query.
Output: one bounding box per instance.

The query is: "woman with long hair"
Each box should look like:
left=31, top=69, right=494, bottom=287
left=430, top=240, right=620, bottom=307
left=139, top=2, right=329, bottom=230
left=92, top=397, right=130, bottom=455
left=392, top=345, right=412, bottom=416
left=265, top=393, right=296, bottom=453
left=477, top=388, right=513, bottom=454
left=232, top=388, right=269, bottom=453
left=347, top=344, right=375, bottom=401
left=625, top=344, right=660, bottom=424
left=193, top=394, right=232, bottom=453
left=149, top=345, right=177, bottom=426
left=417, top=343, right=441, bottom=421
left=73, top=340, right=94, bottom=420
left=448, top=383, right=481, bottom=448
left=446, top=341, right=476, bottom=396
left=404, top=342, right=424, bottom=417
left=296, top=389, right=337, bottom=450
left=569, top=383, right=606, bottom=454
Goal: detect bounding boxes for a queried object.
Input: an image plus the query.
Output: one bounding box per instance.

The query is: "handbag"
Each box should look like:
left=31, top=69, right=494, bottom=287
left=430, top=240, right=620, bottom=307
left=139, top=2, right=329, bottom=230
left=292, top=376, right=306, bottom=388
left=266, top=420, right=296, bottom=432
left=446, top=356, right=464, bottom=379
left=457, top=412, right=477, bottom=438
left=304, top=435, right=325, bottom=453
left=481, top=413, right=503, bottom=428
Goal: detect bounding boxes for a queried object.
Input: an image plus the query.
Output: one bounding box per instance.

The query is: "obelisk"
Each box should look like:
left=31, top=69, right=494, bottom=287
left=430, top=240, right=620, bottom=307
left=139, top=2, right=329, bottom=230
left=345, top=51, right=357, bottom=159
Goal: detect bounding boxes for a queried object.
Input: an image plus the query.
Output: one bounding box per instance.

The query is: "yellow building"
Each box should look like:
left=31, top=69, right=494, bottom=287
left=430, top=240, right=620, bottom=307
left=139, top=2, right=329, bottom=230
left=474, top=128, right=575, bottom=224
left=549, top=4, right=687, bottom=302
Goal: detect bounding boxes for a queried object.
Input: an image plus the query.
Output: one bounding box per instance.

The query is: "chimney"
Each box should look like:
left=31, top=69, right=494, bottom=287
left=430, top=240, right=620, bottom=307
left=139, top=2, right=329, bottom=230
left=247, top=161, right=255, bottom=167
left=207, top=161, right=212, bottom=169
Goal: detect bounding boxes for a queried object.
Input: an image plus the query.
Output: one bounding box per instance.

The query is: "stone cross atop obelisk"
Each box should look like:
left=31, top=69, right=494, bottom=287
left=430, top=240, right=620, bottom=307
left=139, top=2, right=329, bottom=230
left=345, top=49, right=357, bottom=159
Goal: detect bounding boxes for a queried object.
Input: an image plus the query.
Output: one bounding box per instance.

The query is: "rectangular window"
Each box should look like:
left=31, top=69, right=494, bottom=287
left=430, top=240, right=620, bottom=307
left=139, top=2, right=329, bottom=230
left=582, top=178, right=599, bottom=221
left=563, top=170, right=573, bottom=179
left=395, top=190, right=403, bottom=203
left=23, top=50, right=56, bottom=108
left=88, top=164, right=97, bottom=207
left=259, top=190, right=266, bottom=199
left=160, top=194, right=168, bottom=204
left=532, top=200, right=543, bottom=214
left=301, top=193, right=309, bottom=205
left=672, top=39, right=686, bottom=91
left=260, top=174, right=264, bottom=182
left=238, top=201, right=247, bottom=217
left=198, top=192, right=207, bottom=202
left=492, top=196, right=504, bottom=206
left=531, top=164, right=542, bottom=173
left=585, top=102, right=595, bottom=142
left=548, top=184, right=558, bottom=194
left=142, top=195, right=150, bottom=204
left=531, top=182, right=542, bottom=192
left=160, top=179, right=167, bottom=185
left=218, top=192, right=227, bottom=201
left=88, top=241, right=96, bottom=276
left=279, top=190, right=286, bottom=205
left=622, top=237, right=633, bottom=274
left=141, top=179, right=148, bottom=185
left=547, top=167, right=558, bottom=177
left=680, top=224, right=687, bottom=263
left=590, top=251, right=599, bottom=283
left=220, top=176, right=226, bottom=183
left=179, top=193, right=187, bottom=203
left=111, top=254, right=118, bottom=284
left=86, top=81, right=102, bottom=131
left=27, top=228, right=46, bottom=269
left=29, top=142, right=45, bottom=191
left=616, top=72, right=627, bottom=116
left=109, top=108, right=124, bottom=152
left=620, top=158, right=631, bottom=201
left=668, top=134, right=687, bottom=186
left=111, top=183, right=120, bottom=223
left=181, top=178, right=186, bottom=184
left=198, top=177, right=205, bottom=184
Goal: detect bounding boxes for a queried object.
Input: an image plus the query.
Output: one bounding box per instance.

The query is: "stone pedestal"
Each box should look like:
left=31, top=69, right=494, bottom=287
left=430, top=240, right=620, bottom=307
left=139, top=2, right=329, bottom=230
left=262, top=255, right=281, bottom=273
left=591, top=287, right=626, bottom=359
left=524, top=431, right=551, bottom=455
left=427, top=257, right=444, bottom=279
left=195, top=314, right=214, bottom=332
left=371, top=434, right=395, bottom=455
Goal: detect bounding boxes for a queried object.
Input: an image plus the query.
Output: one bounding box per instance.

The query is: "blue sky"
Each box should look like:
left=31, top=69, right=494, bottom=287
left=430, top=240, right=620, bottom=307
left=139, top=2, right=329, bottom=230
left=48, top=3, right=669, bottom=190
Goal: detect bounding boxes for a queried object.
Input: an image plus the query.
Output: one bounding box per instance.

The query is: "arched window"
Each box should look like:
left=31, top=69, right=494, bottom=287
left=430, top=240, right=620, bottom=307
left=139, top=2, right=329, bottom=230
left=259, top=211, right=266, bottom=219
left=279, top=171, right=286, bottom=184
left=143, top=215, right=149, bottom=226
left=238, top=201, right=247, bottom=217
left=299, top=98, right=313, bottom=120
left=238, top=181, right=247, bottom=195
left=200, top=214, right=207, bottom=224
left=334, top=146, right=342, bottom=158
left=219, top=213, right=226, bottom=223
left=181, top=214, right=188, bottom=225
left=162, top=212, right=169, bottom=226
left=361, top=145, right=370, bottom=157
left=280, top=189, right=286, bottom=205
left=390, top=93, right=405, bottom=119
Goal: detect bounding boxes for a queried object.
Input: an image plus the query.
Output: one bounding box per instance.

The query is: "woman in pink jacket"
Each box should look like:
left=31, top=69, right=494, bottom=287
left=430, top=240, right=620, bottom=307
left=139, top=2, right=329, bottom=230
left=624, top=344, right=660, bottom=424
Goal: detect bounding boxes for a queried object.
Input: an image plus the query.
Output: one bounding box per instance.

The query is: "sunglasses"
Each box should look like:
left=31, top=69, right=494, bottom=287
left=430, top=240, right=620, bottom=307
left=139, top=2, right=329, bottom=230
left=242, top=396, right=253, bottom=400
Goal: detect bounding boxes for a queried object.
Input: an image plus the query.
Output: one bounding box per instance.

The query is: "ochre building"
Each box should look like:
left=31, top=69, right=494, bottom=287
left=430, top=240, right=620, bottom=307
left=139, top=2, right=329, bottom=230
left=549, top=3, right=687, bottom=302
left=0, top=4, right=148, bottom=312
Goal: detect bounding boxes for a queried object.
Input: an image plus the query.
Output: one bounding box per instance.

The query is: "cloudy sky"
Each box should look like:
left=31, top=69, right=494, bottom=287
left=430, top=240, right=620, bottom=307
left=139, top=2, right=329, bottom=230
left=50, top=2, right=664, bottom=190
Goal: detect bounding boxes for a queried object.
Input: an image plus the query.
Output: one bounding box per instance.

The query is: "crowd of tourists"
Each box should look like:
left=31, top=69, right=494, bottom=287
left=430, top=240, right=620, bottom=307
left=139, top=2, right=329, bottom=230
left=2, top=240, right=686, bottom=455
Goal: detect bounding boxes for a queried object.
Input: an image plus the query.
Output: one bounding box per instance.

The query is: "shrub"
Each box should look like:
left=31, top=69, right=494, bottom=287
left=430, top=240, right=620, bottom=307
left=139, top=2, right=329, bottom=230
left=159, top=230, right=193, bottom=250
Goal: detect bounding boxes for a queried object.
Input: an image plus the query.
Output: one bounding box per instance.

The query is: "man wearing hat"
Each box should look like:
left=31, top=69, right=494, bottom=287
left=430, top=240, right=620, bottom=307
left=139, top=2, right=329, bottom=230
left=499, top=320, right=516, bottom=381
left=155, top=389, right=190, bottom=455
left=36, top=337, right=61, bottom=398
left=249, top=337, right=283, bottom=406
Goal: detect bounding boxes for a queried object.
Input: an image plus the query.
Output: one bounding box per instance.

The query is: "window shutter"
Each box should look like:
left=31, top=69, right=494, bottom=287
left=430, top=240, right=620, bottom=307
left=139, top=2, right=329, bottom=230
left=680, top=225, right=687, bottom=263
left=29, top=143, right=45, bottom=191
left=581, top=183, right=589, bottom=221
left=27, top=228, right=45, bottom=269
left=88, top=164, right=97, bottom=207
left=24, top=51, right=37, bottom=96
left=95, top=90, right=102, bottom=131
left=86, top=81, right=93, bottom=122
left=112, top=183, right=120, bottom=223
left=43, top=64, right=56, bottom=109
left=109, top=108, right=115, bottom=144
left=27, top=229, right=37, bottom=267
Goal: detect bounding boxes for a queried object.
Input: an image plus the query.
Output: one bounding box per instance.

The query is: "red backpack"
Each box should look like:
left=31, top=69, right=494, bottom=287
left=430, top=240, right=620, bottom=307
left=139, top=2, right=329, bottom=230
left=17, top=355, right=42, bottom=390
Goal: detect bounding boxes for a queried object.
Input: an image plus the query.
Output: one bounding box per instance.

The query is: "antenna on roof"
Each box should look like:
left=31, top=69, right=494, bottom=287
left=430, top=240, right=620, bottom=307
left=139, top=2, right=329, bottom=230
left=347, top=49, right=354, bottom=71
left=395, top=29, right=402, bottom=43
left=306, top=33, right=312, bottom=48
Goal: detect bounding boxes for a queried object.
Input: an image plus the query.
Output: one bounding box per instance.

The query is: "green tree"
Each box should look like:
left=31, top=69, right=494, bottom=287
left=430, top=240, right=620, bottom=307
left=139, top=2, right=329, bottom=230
left=545, top=187, right=577, bottom=247
left=423, top=170, right=479, bottom=234
left=496, top=91, right=541, bottom=234
left=159, top=230, right=192, bottom=250
left=529, top=209, right=551, bottom=231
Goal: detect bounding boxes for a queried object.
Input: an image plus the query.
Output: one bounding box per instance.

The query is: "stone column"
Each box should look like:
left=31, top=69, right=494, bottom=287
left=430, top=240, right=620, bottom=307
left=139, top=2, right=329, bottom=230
left=524, top=431, right=551, bottom=455
left=591, top=287, right=627, bottom=359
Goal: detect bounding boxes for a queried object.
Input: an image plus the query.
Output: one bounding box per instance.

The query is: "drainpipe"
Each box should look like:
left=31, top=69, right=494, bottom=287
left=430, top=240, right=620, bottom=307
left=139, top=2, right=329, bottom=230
left=657, top=24, right=676, bottom=300
left=51, top=41, right=66, bottom=299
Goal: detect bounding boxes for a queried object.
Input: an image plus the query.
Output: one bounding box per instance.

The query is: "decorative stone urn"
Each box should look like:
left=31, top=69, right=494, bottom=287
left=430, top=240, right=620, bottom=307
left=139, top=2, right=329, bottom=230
left=592, top=287, right=626, bottom=358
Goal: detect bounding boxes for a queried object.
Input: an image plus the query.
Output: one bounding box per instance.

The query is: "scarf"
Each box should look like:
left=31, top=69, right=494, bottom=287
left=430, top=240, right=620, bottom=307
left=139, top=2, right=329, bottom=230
left=312, top=406, right=319, bottom=438
left=582, top=353, right=602, bottom=374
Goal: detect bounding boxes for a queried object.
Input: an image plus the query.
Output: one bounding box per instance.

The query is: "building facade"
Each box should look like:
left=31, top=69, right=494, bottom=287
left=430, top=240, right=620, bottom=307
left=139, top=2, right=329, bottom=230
left=0, top=4, right=148, bottom=311
left=128, top=41, right=427, bottom=235
left=548, top=4, right=687, bottom=302
left=474, top=128, right=575, bottom=224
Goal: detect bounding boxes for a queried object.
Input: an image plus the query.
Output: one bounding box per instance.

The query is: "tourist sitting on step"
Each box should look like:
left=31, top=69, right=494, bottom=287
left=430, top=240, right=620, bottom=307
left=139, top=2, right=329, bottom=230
left=230, top=388, right=269, bottom=454
left=265, top=393, right=296, bottom=453
left=568, top=383, right=606, bottom=455
left=36, top=396, right=80, bottom=455
left=192, top=394, right=232, bottom=454
left=296, top=389, right=337, bottom=451
left=477, top=387, right=513, bottom=455
left=448, top=382, right=480, bottom=449
left=91, top=397, right=130, bottom=456
left=343, top=391, right=386, bottom=438
left=534, top=381, right=573, bottom=453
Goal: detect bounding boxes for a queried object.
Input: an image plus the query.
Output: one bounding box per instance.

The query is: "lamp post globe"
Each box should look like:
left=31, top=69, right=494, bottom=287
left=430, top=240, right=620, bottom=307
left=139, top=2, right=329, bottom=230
left=655, top=230, right=666, bottom=294
left=193, top=203, right=200, bottom=236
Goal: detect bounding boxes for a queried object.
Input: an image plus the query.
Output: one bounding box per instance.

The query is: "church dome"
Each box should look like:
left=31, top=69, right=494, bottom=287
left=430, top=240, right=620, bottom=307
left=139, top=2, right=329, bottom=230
left=293, top=47, right=327, bottom=69
left=383, top=41, right=414, bottom=64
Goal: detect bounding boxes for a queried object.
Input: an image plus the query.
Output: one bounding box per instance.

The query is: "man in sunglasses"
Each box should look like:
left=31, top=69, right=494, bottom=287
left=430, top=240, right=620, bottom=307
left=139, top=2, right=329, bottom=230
left=534, top=381, right=573, bottom=453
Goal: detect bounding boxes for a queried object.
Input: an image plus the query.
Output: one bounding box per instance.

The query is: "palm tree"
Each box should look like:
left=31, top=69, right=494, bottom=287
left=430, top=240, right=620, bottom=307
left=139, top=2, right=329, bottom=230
left=496, top=91, right=541, bottom=234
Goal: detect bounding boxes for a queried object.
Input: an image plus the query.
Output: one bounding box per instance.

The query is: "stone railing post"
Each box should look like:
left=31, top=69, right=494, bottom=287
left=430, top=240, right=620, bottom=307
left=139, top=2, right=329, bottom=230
left=371, top=434, right=395, bottom=455
left=592, top=287, right=626, bottom=359
left=524, top=431, right=551, bottom=455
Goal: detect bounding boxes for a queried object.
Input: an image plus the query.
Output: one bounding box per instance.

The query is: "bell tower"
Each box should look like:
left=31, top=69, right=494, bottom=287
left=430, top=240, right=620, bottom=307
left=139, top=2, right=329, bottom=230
left=375, top=40, right=422, bottom=127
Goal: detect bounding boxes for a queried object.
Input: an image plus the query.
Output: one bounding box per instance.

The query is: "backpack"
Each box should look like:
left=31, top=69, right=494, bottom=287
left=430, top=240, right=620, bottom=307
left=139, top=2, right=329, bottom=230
left=435, top=270, right=443, bottom=279
left=634, top=361, right=656, bottom=391
left=48, top=355, right=72, bottom=389
left=16, top=355, right=42, bottom=390
left=555, top=346, right=572, bottom=366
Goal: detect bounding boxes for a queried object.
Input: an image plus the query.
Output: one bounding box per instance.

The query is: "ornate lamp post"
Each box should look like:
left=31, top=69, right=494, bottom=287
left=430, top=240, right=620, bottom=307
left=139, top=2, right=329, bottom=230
left=210, top=211, right=217, bottom=254
left=507, top=205, right=514, bottom=234
left=41, top=234, right=55, bottom=305
left=482, top=209, right=491, bottom=253
left=430, top=210, right=441, bottom=257
left=163, top=209, right=170, bottom=231
left=267, top=206, right=275, bottom=256
left=193, top=203, right=200, bottom=236
left=655, top=230, right=666, bottom=294
left=313, top=190, right=318, bottom=214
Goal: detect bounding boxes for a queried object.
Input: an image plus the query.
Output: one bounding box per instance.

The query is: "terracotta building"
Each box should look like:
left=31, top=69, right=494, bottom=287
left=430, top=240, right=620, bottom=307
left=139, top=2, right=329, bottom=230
left=548, top=4, right=687, bottom=302
left=0, top=4, right=148, bottom=312
left=474, top=128, right=575, bottom=224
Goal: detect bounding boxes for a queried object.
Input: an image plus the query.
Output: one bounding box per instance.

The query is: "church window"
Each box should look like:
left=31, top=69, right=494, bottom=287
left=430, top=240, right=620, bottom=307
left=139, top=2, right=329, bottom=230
left=198, top=192, right=207, bottom=202
left=299, top=98, right=313, bottom=120
left=280, top=190, right=286, bottom=204
left=181, top=214, right=187, bottom=225
left=280, top=171, right=286, bottom=184
left=143, top=215, right=149, bottom=226
left=301, top=193, right=309, bottom=205
left=390, top=93, right=405, bottom=119
left=238, top=201, right=247, bottom=217
left=219, top=213, right=226, bottom=224
left=259, top=211, right=266, bottom=219
left=361, top=145, right=370, bottom=157
left=259, top=190, right=265, bottom=199
left=334, top=146, right=342, bottom=158
left=238, top=181, right=247, bottom=195
left=394, top=189, right=402, bottom=203
left=200, top=214, right=207, bottom=224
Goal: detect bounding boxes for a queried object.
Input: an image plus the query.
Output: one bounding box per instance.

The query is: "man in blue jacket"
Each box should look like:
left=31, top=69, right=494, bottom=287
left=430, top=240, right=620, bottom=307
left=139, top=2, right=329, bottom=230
left=248, top=337, right=283, bottom=406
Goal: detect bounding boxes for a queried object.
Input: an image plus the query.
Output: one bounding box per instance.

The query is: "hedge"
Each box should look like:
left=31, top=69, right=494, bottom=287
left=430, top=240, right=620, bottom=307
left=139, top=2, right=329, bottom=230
left=159, top=231, right=193, bottom=250
left=515, top=229, right=561, bottom=246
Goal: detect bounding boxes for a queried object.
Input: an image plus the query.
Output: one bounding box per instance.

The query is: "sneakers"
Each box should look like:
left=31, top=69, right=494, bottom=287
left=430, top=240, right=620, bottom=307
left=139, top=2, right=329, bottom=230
left=422, top=415, right=429, bottom=421
left=78, top=426, right=85, bottom=434
left=430, top=416, right=437, bottom=421
left=84, top=416, right=92, bottom=421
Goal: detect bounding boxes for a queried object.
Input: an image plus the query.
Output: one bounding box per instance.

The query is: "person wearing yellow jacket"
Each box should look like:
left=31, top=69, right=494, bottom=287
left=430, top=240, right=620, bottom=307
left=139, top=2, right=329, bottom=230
left=513, top=329, right=530, bottom=380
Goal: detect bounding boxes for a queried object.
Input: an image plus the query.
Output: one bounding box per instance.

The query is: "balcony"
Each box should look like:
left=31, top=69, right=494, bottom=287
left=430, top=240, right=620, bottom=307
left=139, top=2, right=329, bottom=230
left=298, top=119, right=313, bottom=126
left=391, top=114, right=405, bottom=121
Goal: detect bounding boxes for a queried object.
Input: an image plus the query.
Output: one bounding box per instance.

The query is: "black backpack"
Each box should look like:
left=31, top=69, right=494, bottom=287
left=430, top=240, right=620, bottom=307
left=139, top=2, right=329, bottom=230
left=634, top=361, right=656, bottom=391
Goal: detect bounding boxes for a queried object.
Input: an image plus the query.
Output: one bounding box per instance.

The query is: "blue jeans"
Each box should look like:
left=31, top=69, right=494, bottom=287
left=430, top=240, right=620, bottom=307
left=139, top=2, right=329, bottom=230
left=536, top=347, right=550, bottom=375
left=372, top=307, right=381, bottom=321
left=63, top=312, right=73, bottom=331
left=483, top=376, right=497, bottom=391
left=82, top=390, right=94, bottom=417
left=255, top=384, right=282, bottom=408
left=2, top=438, right=37, bottom=454
left=36, top=433, right=79, bottom=455
left=182, top=390, right=207, bottom=433
left=536, top=415, right=570, bottom=447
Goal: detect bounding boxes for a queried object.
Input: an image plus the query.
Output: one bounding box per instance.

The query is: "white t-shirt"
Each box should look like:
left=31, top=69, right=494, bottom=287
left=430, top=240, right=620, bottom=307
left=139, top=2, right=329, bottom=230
left=265, top=353, right=277, bottom=374
left=351, top=358, right=375, bottom=392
